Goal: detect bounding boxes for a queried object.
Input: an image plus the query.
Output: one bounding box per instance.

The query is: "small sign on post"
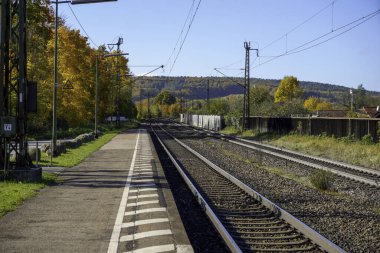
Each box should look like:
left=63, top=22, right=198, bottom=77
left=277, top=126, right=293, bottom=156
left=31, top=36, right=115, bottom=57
left=0, top=117, right=17, bottom=137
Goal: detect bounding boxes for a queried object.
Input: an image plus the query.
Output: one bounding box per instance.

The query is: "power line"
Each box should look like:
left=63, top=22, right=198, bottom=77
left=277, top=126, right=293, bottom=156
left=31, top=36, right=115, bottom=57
left=261, top=1, right=337, bottom=51
left=287, top=11, right=380, bottom=56
left=216, top=1, right=337, bottom=72
left=253, top=8, right=380, bottom=69
left=67, top=4, right=99, bottom=48
left=165, top=0, right=196, bottom=69
left=168, top=0, right=203, bottom=75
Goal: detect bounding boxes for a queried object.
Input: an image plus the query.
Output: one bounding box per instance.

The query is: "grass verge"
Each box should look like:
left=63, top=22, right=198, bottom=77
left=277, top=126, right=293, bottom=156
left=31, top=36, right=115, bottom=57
left=0, top=172, right=57, bottom=218
left=267, top=134, right=380, bottom=170
left=220, top=126, right=240, bottom=135
left=0, top=123, right=136, bottom=219
left=38, top=131, right=118, bottom=167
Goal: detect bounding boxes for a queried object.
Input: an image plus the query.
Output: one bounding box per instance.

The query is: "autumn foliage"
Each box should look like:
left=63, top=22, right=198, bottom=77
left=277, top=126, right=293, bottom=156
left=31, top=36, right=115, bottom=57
left=26, top=1, right=133, bottom=133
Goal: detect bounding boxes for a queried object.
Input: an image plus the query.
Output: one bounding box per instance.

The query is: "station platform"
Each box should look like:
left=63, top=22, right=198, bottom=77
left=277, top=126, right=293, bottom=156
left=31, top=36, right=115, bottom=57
left=0, top=129, right=193, bottom=253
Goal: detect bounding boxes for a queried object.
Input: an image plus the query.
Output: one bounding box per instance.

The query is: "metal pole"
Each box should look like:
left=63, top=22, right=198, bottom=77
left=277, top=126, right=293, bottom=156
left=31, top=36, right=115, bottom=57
left=50, top=139, right=53, bottom=166
left=244, top=42, right=251, bottom=131
left=350, top=90, right=353, bottom=112
left=116, top=38, right=122, bottom=127
left=147, top=91, right=151, bottom=119
left=52, top=0, right=59, bottom=157
left=206, top=79, right=210, bottom=114
left=95, top=56, right=98, bottom=137
left=35, top=141, right=39, bottom=166
left=117, top=56, right=120, bottom=127
left=3, top=140, right=6, bottom=182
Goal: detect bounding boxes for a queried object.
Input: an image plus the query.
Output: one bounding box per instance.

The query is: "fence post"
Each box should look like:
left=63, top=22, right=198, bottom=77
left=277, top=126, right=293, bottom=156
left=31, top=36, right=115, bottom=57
left=36, top=141, right=39, bottom=166
left=348, top=118, right=351, bottom=138
left=308, top=116, right=311, bottom=135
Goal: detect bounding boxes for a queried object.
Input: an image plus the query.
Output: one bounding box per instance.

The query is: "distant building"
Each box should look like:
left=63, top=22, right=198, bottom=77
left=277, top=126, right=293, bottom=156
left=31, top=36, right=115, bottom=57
left=362, top=106, right=380, bottom=118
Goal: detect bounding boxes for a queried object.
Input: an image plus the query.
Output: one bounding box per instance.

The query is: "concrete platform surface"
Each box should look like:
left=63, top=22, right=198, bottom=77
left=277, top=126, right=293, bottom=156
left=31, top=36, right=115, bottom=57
left=0, top=129, right=193, bottom=253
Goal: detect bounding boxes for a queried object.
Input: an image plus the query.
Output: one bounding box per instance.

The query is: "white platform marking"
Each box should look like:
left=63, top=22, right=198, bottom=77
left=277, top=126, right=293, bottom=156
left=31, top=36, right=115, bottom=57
left=129, top=188, right=157, bottom=193
left=120, top=229, right=173, bottom=242
left=128, top=194, right=158, bottom=200
left=125, top=207, right=167, bottom=216
left=107, top=131, right=140, bottom=253
left=127, top=200, right=159, bottom=207
left=122, top=218, right=169, bottom=228
left=132, top=179, right=155, bottom=184
left=133, top=168, right=153, bottom=172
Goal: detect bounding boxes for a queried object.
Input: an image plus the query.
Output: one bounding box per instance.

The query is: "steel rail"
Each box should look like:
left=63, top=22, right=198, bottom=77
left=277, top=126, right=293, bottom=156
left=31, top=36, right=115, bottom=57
left=237, top=137, right=380, bottom=177
left=155, top=124, right=346, bottom=253
left=182, top=123, right=380, bottom=188
left=151, top=126, right=243, bottom=253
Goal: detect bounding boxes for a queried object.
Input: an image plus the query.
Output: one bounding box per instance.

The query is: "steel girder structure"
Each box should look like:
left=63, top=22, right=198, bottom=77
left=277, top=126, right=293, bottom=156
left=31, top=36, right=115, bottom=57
left=0, top=0, right=32, bottom=175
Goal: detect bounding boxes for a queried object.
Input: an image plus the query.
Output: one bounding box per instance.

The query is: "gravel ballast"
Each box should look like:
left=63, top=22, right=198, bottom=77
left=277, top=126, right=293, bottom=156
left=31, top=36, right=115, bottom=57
left=166, top=126, right=380, bottom=253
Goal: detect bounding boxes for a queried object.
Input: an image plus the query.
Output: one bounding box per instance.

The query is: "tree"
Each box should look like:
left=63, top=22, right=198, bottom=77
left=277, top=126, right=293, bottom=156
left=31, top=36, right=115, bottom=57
left=354, top=84, right=366, bottom=109
left=209, top=98, right=230, bottom=115
left=304, top=96, right=332, bottom=112
left=316, top=101, right=332, bottom=111
left=250, top=85, right=273, bottom=115
left=154, top=90, right=176, bottom=105
left=274, top=76, right=302, bottom=103
left=304, top=97, right=319, bottom=111
left=250, top=85, right=272, bottom=105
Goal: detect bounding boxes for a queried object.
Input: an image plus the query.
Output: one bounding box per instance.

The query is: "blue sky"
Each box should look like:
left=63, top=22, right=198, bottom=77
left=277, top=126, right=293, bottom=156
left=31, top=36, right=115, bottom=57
left=59, top=0, right=380, bottom=91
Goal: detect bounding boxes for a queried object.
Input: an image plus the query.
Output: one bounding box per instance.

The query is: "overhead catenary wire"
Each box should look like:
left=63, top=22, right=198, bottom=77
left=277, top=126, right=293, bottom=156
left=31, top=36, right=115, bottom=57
left=216, top=0, right=334, bottom=72
left=261, top=0, right=337, bottom=51
left=253, top=8, right=380, bottom=69
left=168, top=0, right=203, bottom=75
left=67, top=4, right=99, bottom=48
left=165, top=0, right=196, bottom=69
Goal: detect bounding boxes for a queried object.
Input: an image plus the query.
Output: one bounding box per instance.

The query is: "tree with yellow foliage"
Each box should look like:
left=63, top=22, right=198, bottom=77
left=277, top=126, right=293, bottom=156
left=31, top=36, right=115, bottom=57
left=304, top=96, right=332, bottom=112
left=274, top=76, right=302, bottom=103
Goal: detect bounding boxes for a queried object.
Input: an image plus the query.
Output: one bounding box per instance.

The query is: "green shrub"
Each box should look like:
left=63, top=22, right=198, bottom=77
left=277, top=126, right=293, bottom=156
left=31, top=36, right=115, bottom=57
left=310, top=170, right=332, bottom=190
left=361, top=134, right=374, bottom=145
left=339, top=134, right=355, bottom=143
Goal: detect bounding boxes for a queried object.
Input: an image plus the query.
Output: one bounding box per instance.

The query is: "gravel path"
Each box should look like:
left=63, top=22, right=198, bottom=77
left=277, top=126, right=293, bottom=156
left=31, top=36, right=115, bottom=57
left=168, top=127, right=380, bottom=253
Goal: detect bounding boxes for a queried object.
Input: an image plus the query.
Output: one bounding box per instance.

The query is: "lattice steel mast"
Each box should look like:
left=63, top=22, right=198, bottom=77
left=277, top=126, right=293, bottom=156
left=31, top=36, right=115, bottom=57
left=0, top=0, right=35, bottom=177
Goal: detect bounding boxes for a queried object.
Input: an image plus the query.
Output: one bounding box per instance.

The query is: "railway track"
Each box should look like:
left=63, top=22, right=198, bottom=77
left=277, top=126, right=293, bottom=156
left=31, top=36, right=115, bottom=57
left=151, top=123, right=345, bottom=253
left=172, top=122, right=380, bottom=188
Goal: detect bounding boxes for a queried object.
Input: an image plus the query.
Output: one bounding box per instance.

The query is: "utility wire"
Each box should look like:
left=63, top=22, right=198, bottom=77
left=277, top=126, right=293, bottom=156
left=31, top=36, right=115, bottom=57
left=217, top=59, right=244, bottom=70
left=261, top=0, right=337, bottom=51
left=67, top=4, right=99, bottom=48
left=287, top=11, right=380, bottom=55
left=253, top=8, right=380, bottom=69
left=168, top=0, right=203, bottom=75
left=165, top=0, right=196, bottom=69
left=216, top=1, right=336, bottom=72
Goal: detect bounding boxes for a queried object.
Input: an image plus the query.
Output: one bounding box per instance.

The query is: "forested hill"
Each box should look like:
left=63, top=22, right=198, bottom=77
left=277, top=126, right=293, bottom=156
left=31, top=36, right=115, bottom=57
left=133, top=76, right=380, bottom=102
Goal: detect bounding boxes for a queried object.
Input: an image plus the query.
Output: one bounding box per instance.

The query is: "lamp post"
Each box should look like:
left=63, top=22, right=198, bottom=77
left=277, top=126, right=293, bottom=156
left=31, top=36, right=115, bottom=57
left=95, top=56, right=99, bottom=137
left=51, top=0, right=117, bottom=158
